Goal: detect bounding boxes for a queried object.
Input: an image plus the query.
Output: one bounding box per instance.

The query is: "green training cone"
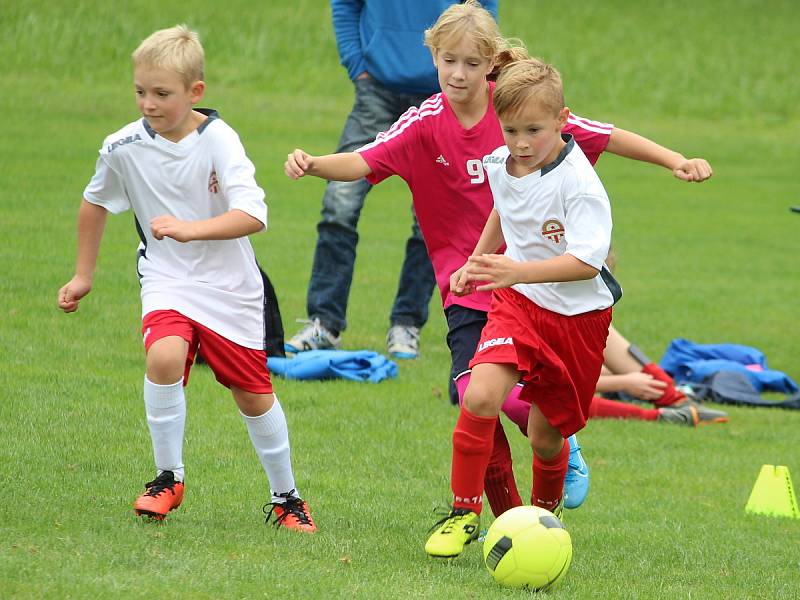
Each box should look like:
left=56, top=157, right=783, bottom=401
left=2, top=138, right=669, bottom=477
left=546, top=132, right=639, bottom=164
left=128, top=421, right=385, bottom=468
left=745, top=465, right=799, bottom=519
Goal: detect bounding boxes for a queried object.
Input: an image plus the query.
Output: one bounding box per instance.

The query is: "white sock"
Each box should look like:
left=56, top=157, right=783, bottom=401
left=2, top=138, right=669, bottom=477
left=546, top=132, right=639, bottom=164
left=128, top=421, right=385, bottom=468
left=241, top=395, right=298, bottom=502
left=143, top=376, right=186, bottom=482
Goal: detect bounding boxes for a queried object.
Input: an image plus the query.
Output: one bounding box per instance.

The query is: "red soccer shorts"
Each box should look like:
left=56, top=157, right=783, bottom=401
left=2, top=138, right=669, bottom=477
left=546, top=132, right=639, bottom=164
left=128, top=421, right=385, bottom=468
left=142, top=309, right=273, bottom=394
left=469, top=287, right=611, bottom=437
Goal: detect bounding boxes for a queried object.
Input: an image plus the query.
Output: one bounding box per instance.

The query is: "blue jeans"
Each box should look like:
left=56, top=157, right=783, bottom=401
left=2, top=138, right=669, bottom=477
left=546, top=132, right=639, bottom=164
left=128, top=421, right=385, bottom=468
left=306, top=77, right=437, bottom=334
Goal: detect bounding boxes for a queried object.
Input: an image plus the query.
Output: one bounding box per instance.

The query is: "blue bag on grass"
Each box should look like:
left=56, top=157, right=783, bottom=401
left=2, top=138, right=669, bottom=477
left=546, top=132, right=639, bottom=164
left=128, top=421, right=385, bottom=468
left=690, top=370, right=800, bottom=410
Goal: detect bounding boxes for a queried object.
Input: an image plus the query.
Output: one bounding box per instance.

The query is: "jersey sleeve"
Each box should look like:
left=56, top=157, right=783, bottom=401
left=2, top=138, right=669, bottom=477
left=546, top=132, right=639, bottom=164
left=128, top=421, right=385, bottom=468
left=564, top=113, right=613, bottom=166
left=563, top=177, right=612, bottom=270
left=357, top=105, right=422, bottom=185
left=83, top=150, right=130, bottom=214
left=211, top=124, right=268, bottom=227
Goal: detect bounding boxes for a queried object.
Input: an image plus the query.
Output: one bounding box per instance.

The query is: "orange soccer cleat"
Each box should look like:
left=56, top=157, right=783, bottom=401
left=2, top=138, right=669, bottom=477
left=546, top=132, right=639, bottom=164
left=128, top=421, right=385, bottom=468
left=263, top=491, right=317, bottom=533
left=133, top=471, right=185, bottom=520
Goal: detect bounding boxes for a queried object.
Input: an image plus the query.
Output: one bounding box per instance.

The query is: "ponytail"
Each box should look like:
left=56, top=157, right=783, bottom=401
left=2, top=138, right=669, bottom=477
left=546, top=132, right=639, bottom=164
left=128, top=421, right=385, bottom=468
left=487, top=43, right=529, bottom=81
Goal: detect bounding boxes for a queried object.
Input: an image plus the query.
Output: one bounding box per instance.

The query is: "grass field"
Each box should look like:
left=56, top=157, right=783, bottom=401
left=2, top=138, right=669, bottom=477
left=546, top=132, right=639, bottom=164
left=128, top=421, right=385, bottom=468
left=2, top=1, right=800, bottom=598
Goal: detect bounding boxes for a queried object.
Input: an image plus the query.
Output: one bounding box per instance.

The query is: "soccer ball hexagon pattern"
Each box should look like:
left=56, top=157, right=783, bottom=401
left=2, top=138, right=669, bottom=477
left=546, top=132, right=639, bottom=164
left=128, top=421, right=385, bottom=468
left=483, top=505, right=573, bottom=590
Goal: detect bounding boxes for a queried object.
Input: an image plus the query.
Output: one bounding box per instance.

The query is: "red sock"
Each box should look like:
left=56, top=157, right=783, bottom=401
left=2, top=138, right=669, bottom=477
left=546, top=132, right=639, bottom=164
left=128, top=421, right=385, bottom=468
left=641, top=363, right=685, bottom=407
left=589, top=396, right=659, bottom=421
left=451, top=406, right=497, bottom=514
left=531, top=440, right=570, bottom=512
left=484, top=421, right=524, bottom=517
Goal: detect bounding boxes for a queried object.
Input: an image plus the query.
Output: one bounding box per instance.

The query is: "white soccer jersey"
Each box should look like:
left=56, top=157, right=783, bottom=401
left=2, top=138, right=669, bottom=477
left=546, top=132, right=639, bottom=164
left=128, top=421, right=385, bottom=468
left=84, top=110, right=269, bottom=349
left=482, top=136, right=622, bottom=315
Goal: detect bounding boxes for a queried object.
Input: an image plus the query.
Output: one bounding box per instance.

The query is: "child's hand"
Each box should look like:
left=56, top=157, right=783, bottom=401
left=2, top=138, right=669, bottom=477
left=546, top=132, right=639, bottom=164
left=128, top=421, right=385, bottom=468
left=285, top=149, right=314, bottom=179
left=58, top=276, right=92, bottom=313
left=450, top=263, right=476, bottom=296
left=151, top=215, right=197, bottom=242
left=620, top=372, right=667, bottom=401
left=673, top=158, right=713, bottom=182
left=465, top=254, right=520, bottom=291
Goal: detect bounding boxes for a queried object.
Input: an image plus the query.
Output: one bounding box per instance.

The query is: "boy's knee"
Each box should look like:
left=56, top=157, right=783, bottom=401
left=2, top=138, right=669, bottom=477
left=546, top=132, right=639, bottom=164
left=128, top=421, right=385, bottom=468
left=463, top=382, right=501, bottom=416
left=146, top=338, right=187, bottom=384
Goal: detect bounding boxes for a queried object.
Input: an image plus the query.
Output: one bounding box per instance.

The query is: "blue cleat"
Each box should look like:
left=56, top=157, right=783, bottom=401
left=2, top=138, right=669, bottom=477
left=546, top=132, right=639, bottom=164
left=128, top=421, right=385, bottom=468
left=563, top=434, right=589, bottom=509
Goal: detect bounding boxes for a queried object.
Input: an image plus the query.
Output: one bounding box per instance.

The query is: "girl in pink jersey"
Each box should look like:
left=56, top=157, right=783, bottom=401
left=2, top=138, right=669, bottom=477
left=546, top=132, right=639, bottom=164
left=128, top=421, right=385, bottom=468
left=285, top=0, right=714, bottom=527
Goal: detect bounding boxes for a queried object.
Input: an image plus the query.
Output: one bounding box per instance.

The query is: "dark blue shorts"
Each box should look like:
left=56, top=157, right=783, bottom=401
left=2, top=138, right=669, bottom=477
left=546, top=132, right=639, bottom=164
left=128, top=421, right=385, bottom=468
left=444, top=304, right=488, bottom=405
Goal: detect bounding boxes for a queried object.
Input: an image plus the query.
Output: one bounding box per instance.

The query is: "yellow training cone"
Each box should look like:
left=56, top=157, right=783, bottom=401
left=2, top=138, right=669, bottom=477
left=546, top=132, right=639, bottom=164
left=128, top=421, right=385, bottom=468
left=745, top=465, right=799, bottom=519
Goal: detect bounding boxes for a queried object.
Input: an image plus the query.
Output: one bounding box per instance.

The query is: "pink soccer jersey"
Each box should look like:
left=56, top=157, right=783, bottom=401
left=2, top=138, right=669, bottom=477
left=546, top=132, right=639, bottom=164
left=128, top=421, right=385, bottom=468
left=358, top=82, right=612, bottom=313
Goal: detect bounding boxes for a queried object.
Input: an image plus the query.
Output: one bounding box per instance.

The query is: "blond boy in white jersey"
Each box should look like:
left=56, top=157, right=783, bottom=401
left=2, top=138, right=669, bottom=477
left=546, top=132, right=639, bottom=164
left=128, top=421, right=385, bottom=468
left=426, top=58, right=619, bottom=558
left=57, top=25, right=314, bottom=531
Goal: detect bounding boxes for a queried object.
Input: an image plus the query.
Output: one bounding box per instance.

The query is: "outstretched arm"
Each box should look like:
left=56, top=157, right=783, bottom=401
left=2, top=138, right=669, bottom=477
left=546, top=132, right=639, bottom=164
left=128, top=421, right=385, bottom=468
left=150, top=209, right=264, bottom=243
left=58, top=199, right=108, bottom=312
left=606, top=127, right=713, bottom=182
left=285, top=149, right=371, bottom=182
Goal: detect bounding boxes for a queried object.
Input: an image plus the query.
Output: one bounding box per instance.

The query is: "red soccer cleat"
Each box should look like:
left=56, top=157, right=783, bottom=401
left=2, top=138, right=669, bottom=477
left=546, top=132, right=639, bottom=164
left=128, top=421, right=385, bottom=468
left=133, top=471, right=184, bottom=520
left=263, top=492, right=317, bottom=533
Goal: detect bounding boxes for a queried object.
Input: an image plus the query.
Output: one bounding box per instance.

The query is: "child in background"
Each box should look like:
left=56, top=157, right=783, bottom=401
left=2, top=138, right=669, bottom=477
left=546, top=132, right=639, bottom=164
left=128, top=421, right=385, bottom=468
left=58, top=25, right=315, bottom=532
left=425, top=58, right=618, bottom=557
left=591, top=326, right=729, bottom=424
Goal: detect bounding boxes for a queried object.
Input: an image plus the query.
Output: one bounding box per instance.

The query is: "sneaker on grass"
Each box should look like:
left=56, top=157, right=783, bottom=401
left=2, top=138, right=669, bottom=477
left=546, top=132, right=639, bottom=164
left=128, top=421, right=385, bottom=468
left=386, top=324, right=420, bottom=359
left=284, top=318, right=341, bottom=354
left=425, top=508, right=479, bottom=558
left=133, top=470, right=184, bottom=520
left=263, top=491, right=317, bottom=533
left=658, top=402, right=729, bottom=426
left=563, top=434, right=589, bottom=510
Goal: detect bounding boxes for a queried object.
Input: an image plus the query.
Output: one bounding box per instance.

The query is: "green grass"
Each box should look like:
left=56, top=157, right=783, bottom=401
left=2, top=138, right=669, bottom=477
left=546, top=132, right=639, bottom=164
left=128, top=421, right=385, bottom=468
left=2, top=1, right=800, bottom=598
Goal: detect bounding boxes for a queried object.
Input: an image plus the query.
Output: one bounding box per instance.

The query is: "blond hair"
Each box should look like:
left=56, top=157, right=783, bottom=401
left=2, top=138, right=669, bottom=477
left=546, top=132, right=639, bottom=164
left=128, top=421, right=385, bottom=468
left=424, top=0, right=528, bottom=76
left=132, top=24, right=204, bottom=88
left=493, top=59, right=565, bottom=118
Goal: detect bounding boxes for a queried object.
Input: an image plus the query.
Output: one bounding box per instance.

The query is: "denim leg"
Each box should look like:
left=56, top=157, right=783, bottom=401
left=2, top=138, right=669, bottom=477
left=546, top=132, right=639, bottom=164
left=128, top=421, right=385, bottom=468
left=306, top=78, right=402, bottom=333
left=389, top=206, right=437, bottom=328
left=307, top=179, right=370, bottom=334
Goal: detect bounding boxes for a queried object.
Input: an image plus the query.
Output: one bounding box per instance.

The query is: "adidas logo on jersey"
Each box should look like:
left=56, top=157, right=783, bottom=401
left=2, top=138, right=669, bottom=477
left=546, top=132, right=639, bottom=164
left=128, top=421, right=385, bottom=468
left=435, top=154, right=449, bottom=166
left=477, top=336, right=513, bottom=352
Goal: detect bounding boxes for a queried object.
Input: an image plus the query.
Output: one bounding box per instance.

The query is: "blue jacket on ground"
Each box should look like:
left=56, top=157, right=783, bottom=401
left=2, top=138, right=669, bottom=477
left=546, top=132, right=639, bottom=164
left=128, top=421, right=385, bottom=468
left=268, top=350, right=398, bottom=383
left=331, top=0, right=499, bottom=94
left=660, top=338, right=798, bottom=394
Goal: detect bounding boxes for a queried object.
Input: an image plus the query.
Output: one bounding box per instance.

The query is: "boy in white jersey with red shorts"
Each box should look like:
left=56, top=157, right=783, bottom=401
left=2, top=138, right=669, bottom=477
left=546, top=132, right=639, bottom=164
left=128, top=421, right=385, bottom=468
left=425, top=58, right=620, bottom=558
left=57, top=25, right=315, bottom=532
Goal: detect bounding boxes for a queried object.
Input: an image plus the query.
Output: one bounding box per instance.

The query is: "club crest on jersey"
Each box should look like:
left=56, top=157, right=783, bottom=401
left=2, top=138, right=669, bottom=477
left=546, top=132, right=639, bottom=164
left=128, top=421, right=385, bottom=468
left=208, top=171, right=219, bottom=194
left=477, top=336, right=513, bottom=352
left=435, top=154, right=449, bottom=166
left=542, top=219, right=566, bottom=244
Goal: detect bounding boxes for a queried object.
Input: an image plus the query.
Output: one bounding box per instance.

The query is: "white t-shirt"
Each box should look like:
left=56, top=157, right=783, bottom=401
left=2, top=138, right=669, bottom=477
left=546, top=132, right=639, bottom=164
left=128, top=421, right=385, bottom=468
left=483, top=137, right=621, bottom=315
left=84, top=110, right=269, bottom=349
